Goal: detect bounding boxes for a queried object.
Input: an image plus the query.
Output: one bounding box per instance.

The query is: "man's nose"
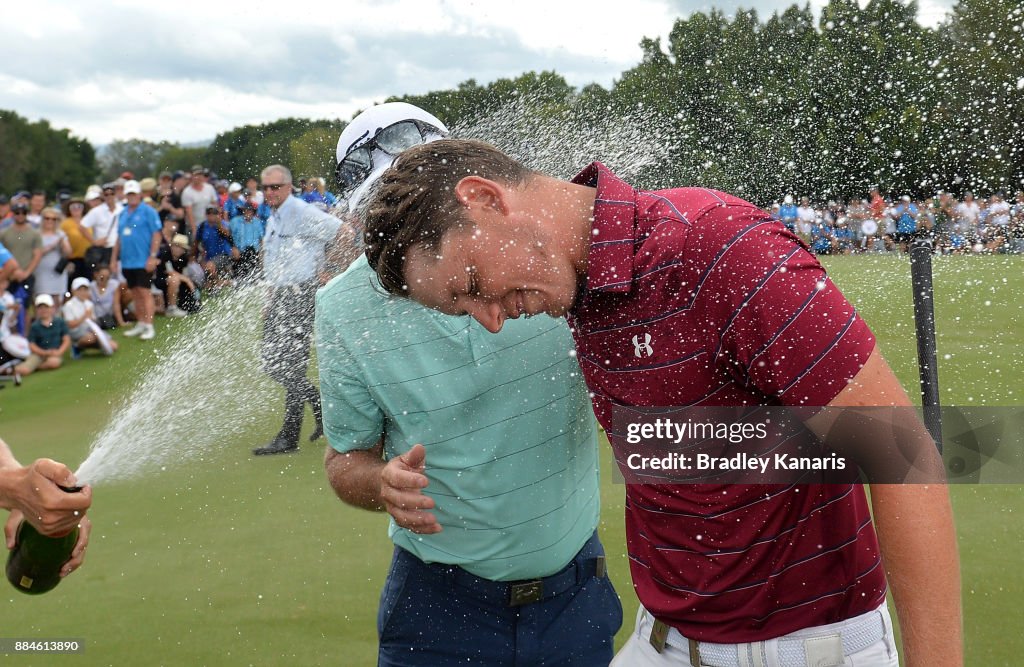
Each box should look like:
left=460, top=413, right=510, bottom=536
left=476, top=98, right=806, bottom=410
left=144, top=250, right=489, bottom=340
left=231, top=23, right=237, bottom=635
left=466, top=300, right=505, bottom=333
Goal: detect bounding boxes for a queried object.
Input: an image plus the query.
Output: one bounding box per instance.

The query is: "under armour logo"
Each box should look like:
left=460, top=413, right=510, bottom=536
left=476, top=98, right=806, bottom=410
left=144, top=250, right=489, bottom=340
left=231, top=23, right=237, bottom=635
left=632, top=333, right=654, bottom=358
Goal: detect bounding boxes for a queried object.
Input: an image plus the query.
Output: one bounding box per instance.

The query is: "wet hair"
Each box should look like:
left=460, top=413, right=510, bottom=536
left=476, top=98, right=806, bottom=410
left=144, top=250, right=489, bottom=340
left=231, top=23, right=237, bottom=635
left=362, top=139, right=533, bottom=295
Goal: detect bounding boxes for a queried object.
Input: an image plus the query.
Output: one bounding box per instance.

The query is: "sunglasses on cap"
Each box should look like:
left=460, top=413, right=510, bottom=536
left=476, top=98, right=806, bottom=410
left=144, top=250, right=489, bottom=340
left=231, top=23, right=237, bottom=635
left=335, top=120, right=442, bottom=194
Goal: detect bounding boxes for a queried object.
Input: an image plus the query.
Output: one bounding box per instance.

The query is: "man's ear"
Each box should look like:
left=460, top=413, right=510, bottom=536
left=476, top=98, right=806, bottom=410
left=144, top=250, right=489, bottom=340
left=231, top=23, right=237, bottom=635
left=454, top=176, right=508, bottom=215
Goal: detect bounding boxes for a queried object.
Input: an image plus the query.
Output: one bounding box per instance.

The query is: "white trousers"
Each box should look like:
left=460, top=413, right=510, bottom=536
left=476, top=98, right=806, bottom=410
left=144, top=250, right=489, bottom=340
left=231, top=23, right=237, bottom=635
left=611, top=602, right=899, bottom=667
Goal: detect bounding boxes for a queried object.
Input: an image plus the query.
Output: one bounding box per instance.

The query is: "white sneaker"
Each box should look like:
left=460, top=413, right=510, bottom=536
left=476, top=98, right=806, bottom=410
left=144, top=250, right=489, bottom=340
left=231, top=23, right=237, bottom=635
left=165, top=306, right=188, bottom=318
left=139, top=324, right=155, bottom=341
left=123, top=323, right=145, bottom=337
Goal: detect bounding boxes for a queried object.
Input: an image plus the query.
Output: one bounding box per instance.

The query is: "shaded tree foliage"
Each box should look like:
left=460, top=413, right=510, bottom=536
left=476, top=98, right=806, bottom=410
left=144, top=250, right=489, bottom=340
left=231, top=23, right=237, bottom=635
left=5, top=0, right=1020, bottom=205
left=205, top=118, right=347, bottom=182
left=0, top=111, right=96, bottom=196
left=99, top=139, right=181, bottom=181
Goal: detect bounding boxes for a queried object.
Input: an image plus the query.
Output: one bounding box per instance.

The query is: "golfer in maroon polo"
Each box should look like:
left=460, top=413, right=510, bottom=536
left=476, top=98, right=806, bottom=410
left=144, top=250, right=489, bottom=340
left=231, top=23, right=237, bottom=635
left=360, top=139, right=961, bottom=667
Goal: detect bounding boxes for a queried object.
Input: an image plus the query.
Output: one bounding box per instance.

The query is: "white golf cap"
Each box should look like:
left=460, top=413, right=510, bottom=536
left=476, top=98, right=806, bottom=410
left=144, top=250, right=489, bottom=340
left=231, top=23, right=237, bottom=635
left=336, top=102, right=448, bottom=212
left=72, top=277, right=91, bottom=290
left=123, top=180, right=142, bottom=195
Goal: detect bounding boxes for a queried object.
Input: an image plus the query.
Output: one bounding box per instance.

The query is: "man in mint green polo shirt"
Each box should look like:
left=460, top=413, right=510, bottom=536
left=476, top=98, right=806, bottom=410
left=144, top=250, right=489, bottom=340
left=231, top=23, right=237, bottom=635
left=317, top=103, right=621, bottom=666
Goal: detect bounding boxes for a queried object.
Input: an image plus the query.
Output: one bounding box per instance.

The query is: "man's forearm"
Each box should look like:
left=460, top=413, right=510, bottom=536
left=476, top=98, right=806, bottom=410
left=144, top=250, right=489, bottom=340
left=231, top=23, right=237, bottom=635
left=871, top=483, right=962, bottom=667
left=324, top=441, right=386, bottom=512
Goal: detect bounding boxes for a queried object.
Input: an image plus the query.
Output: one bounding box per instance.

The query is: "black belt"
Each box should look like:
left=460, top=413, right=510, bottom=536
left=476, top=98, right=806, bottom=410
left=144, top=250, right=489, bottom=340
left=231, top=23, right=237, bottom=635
left=395, top=537, right=607, bottom=607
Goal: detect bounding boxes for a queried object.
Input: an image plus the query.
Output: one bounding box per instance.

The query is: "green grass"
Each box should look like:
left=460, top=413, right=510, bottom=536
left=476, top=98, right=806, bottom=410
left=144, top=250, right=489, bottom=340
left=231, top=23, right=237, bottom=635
left=0, top=255, right=1021, bottom=665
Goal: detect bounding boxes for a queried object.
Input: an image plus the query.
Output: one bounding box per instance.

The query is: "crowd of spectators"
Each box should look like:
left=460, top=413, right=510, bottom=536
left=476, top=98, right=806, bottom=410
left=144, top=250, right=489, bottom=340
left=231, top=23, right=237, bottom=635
left=2, top=170, right=1019, bottom=386
left=0, top=166, right=339, bottom=385
left=770, top=188, right=1024, bottom=256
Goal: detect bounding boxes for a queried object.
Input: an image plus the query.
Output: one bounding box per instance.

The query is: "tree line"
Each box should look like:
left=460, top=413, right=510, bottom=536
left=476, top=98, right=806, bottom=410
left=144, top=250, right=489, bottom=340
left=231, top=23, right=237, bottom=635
left=4, top=0, right=1020, bottom=205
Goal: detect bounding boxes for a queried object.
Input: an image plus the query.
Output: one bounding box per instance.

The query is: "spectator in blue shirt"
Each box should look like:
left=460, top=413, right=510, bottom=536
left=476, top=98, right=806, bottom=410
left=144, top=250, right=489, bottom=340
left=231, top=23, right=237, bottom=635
left=113, top=180, right=162, bottom=341
left=778, top=194, right=798, bottom=233
left=223, top=183, right=247, bottom=220
left=889, top=195, right=920, bottom=251
left=196, top=206, right=234, bottom=290
left=0, top=241, right=17, bottom=284
left=810, top=218, right=836, bottom=254
left=299, top=177, right=338, bottom=210
left=228, top=202, right=265, bottom=282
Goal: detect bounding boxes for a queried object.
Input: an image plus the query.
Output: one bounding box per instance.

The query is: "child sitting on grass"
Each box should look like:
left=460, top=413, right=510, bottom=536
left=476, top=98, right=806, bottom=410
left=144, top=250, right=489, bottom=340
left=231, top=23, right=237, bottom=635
left=13, top=294, right=70, bottom=376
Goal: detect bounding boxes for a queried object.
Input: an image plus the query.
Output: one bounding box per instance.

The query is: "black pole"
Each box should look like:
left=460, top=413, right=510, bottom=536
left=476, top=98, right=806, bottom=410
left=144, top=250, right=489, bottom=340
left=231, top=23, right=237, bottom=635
left=909, top=237, right=942, bottom=452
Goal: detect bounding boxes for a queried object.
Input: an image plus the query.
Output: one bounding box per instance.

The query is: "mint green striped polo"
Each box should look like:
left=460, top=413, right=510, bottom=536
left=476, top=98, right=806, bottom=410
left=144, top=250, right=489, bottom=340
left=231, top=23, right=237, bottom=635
left=315, top=256, right=600, bottom=581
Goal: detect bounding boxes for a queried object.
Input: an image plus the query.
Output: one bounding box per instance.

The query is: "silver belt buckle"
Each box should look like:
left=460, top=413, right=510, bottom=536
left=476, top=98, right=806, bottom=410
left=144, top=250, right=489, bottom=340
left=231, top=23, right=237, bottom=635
left=508, top=579, right=543, bottom=606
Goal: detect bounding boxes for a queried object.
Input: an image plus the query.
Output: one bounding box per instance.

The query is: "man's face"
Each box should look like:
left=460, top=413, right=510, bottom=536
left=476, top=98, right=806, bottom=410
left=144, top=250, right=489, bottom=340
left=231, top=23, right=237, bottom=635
left=261, top=175, right=291, bottom=208
left=206, top=210, right=220, bottom=223
left=403, top=209, right=579, bottom=334
left=11, top=206, right=28, bottom=224
left=192, top=173, right=206, bottom=187
left=30, top=194, right=45, bottom=212
left=125, top=192, right=141, bottom=207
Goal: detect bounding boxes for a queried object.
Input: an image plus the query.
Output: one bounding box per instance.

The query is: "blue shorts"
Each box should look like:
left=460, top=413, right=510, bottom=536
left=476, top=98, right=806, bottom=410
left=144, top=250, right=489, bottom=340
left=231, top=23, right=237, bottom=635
left=377, top=531, right=622, bottom=666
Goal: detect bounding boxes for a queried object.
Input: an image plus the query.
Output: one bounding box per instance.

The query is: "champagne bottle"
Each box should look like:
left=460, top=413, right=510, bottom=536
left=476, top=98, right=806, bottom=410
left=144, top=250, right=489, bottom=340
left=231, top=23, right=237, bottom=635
left=6, top=485, right=82, bottom=595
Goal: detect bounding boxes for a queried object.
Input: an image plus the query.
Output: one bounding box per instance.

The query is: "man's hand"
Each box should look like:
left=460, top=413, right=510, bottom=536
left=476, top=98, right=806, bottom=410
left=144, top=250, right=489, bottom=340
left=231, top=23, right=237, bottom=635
left=380, top=444, right=441, bottom=534
left=144, top=257, right=159, bottom=273
left=5, top=511, right=91, bottom=578
left=6, top=459, right=91, bottom=537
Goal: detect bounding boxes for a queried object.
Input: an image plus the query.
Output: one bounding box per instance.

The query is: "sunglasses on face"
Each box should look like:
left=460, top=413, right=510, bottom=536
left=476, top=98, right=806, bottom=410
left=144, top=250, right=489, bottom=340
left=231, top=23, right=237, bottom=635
left=261, top=183, right=289, bottom=192
left=335, top=120, right=442, bottom=194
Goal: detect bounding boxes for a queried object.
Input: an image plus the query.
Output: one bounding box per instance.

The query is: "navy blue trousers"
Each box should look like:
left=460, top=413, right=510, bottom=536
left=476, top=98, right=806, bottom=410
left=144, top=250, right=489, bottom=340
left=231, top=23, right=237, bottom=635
left=377, top=532, right=622, bottom=666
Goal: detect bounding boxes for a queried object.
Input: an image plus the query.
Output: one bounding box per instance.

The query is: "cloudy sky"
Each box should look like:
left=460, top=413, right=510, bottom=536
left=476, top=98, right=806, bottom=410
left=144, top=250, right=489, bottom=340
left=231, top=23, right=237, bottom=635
left=4, top=0, right=954, bottom=146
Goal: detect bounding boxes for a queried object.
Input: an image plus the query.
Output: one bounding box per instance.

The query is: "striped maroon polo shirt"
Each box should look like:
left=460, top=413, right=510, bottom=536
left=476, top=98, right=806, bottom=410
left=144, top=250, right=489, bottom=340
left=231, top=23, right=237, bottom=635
left=566, top=163, right=887, bottom=642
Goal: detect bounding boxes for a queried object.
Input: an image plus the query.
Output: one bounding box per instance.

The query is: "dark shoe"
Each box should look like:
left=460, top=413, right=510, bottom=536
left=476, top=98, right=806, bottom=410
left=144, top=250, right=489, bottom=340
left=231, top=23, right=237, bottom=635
left=252, top=439, right=299, bottom=456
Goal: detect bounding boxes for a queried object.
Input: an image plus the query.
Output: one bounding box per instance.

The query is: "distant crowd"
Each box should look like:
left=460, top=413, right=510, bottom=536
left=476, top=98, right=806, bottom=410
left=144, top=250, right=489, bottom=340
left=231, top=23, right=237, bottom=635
left=3, top=169, right=1022, bottom=387
left=0, top=166, right=339, bottom=384
left=770, top=188, right=1024, bottom=256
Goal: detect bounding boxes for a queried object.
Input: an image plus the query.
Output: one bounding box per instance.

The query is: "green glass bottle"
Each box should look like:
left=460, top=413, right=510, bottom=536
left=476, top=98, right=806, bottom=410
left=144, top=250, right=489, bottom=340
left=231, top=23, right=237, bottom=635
left=6, top=486, right=81, bottom=595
